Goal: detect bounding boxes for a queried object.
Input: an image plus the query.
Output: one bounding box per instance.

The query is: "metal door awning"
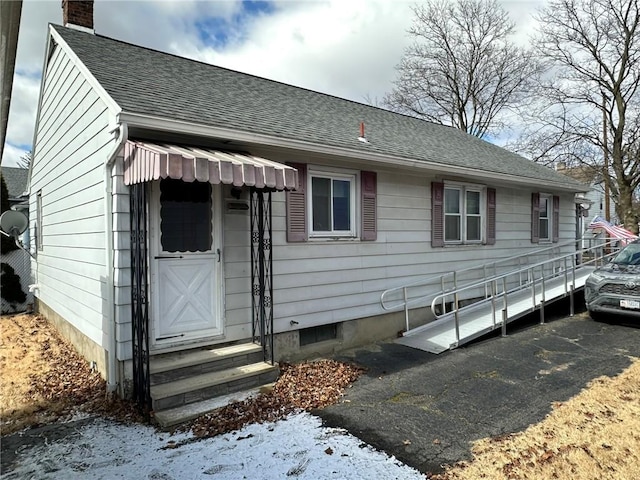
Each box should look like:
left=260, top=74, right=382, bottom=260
left=123, top=140, right=298, bottom=191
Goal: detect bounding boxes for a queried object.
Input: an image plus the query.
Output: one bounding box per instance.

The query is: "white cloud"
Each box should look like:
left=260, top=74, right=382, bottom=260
left=184, top=0, right=414, bottom=103
left=5, top=72, right=41, bottom=148
left=1, top=0, right=545, bottom=167
left=2, top=143, right=29, bottom=168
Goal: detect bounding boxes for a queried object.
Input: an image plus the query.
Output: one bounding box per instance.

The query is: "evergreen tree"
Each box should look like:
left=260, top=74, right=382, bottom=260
left=1, top=263, right=26, bottom=312
left=1, top=174, right=19, bottom=254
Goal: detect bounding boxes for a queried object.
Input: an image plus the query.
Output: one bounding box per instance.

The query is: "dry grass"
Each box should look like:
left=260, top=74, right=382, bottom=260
left=433, top=359, right=640, bottom=479
left=0, top=313, right=140, bottom=435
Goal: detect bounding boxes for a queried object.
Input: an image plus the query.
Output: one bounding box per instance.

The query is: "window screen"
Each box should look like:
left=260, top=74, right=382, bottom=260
left=160, top=179, right=212, bottom=252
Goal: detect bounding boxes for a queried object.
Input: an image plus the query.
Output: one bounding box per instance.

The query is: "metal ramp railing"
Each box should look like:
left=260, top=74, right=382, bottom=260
left=381, top=238, right=618, bottom=354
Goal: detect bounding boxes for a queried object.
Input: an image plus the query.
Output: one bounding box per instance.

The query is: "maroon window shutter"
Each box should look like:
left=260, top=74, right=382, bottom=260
left=552, top=195, right=560, bottom=243
left=531, top=192, right=540, bottom=243
left=286, top=163, right=307, bottom=242
left=361, top=171, right=377, bottom=241
left=432, top=182, right=444, bottom=247
left=486, top=188, right=496, bottom=245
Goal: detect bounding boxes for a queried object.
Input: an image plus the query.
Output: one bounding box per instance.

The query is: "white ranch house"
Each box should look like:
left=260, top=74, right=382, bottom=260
left=27, top=2, right=586, bottom=422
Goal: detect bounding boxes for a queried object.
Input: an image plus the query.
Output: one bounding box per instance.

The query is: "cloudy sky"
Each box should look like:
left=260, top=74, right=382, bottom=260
left=1, top=0, right=545, bottom=167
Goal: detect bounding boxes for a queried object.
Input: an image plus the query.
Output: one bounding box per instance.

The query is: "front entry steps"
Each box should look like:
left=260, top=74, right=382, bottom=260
left=149, top=342, right=279, bottom=428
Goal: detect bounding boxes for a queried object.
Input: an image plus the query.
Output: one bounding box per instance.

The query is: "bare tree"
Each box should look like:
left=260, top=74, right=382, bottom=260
left=513, top=0, right=639, bottom=233
left=16, top=151, right=31, bottom=169
left=383, top=0, right=540, bottom=138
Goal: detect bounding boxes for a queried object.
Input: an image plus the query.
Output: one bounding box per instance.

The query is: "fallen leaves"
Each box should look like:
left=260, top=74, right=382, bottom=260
left=1, top=314, right=142, bottom=435
left=3, top=314, right=365, bottom=441
left=188, top=360, right=364, bottom=440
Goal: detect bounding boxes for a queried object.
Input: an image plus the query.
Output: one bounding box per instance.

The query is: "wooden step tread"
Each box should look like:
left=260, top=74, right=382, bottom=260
left=150, top=343, right=262, bottom=374
left=150, top=362, right=277, bottom=400
left=153, top=386, right=270, bottom=428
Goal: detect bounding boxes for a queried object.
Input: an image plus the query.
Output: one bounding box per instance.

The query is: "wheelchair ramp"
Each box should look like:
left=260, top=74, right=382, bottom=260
left=396, top=266, right=595, bottom=354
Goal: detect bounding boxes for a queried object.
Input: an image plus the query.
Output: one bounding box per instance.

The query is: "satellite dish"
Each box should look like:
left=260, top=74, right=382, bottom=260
left=0, top=210, right=28, bottom=240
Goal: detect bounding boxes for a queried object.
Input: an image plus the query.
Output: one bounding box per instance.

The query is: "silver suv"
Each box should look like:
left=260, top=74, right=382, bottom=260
left=585, top=239, right=640, bottom=320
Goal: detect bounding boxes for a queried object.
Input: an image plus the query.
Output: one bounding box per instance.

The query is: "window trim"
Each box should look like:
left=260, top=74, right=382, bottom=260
left=443, top=183, right=485, bottom=245
left=36, top=191, right=43, bottom=251
left=307, top=167, right=358, bottom=238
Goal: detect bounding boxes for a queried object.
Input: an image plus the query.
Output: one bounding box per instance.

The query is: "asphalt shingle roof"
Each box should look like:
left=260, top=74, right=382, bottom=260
left=0, top=167, right=28, bottom=199
left=54, top=25, right=584, bottom=189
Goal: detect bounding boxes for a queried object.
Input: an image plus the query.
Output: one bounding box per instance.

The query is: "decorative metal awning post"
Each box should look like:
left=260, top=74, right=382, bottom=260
left=250, top=188, right=274, bottom=364
left=130, top=182, right=151, bottom=414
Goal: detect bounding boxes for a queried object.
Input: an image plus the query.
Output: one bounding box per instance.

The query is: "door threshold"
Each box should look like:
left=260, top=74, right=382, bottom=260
left=150, top=335, right=229, bottom=355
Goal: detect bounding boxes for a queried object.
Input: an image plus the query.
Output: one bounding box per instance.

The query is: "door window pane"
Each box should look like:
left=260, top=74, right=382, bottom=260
left=312, top=177, right=331, bottom=231
left=160, top=179, right=212, bottom=252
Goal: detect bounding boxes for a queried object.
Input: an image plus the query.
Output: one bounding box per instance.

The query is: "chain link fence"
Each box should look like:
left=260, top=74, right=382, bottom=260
left=1, top=249, right=33, bottom=314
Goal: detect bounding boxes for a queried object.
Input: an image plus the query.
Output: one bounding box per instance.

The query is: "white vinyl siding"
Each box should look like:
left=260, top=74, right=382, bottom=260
left=29, top=42, right=117, bottom=351
left=226, top=147, right=577, bottom=335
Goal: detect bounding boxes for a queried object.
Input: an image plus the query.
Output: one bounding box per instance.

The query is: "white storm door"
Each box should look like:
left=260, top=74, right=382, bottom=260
left=152, top=179, right=222, bottom=346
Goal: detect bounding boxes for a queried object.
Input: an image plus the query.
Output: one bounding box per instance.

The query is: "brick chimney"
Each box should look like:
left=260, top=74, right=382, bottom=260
left=62, top=0, right=94, bottom=31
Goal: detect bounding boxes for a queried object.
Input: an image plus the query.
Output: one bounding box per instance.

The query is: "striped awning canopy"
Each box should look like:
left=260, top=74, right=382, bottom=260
left=123, top=140, right=298, bottom=191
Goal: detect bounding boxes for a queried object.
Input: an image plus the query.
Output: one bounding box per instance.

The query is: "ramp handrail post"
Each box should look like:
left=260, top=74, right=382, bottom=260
left=502, top=308, right=507, bottom=337
left=539, top=264, right=546, bottom=324
left=484, top=264, right=489, bottom=298
left=570, top=284, right=575, bottom=316
left=441, top=276, right=446, bottom=315
left=403, top=287, right=409, bottom=333
left=502, top=277, right=508, bottom=313
left=563, top=256, right=568, bottom=294
left=491, top=280, right=497, bottom=329
left=530, top=266, right=535, bottom=308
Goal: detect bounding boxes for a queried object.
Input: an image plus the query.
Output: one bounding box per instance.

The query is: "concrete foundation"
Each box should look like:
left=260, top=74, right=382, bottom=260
left=36, top=299, right=108, bottom=379
left=274, top=307, right=433, bottom=362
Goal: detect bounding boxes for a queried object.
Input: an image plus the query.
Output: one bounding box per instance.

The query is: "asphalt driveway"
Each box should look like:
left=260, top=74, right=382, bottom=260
left=320, top=298, right=640, bottom=476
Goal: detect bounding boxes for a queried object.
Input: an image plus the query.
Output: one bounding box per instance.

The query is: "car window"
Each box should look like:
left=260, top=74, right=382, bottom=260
left=612, top=244, right=640, bottom=266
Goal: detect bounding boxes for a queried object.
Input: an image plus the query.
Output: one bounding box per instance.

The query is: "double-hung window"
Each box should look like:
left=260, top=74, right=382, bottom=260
left=432, top=181, right=494, bottom=247
left=444, top=185, right=483, bottom=243
left=539, top=195, right=551, bottom=242
left=308, top=169, right=356, bottom=237
left=286, top=163, right=377, bottom=242
left=531, top=192, right=559, bottom=243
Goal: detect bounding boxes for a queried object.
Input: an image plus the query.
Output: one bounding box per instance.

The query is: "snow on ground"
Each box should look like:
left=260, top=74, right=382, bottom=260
left=3, top=412, right=426, bottom=479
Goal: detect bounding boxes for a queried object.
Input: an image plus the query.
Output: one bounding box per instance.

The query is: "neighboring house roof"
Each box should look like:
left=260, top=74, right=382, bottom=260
left=0, top=166, right=28, bottom=200
left=53, top=25, right=586, bottom=191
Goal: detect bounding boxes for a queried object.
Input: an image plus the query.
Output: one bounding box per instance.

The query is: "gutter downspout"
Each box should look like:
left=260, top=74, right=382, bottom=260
left=105, top=122, right=128, bottom=393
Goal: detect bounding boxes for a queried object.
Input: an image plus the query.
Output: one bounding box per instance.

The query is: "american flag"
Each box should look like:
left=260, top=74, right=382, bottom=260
left=588, top=215, right=638, bottom=243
